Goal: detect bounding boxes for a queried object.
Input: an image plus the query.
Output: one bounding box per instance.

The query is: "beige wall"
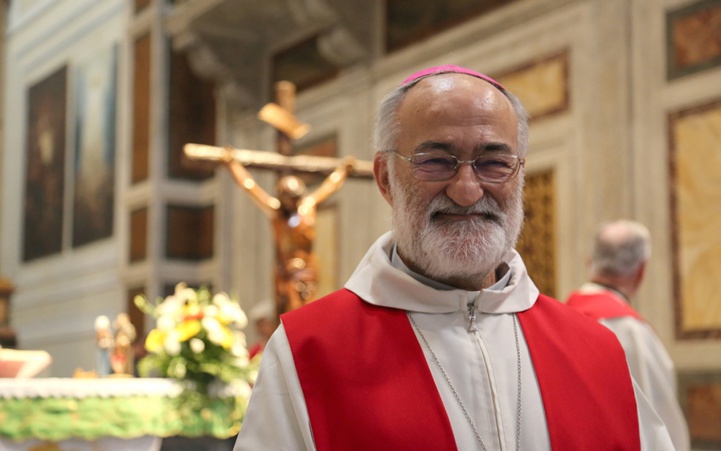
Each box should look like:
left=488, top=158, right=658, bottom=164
left=0, top=1, right=5, bottom=276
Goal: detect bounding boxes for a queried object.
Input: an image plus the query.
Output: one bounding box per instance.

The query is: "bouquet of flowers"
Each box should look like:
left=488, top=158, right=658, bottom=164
left=134, top=283, right=257, bottom=395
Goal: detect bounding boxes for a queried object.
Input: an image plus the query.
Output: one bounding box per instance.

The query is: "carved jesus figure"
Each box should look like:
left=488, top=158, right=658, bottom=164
left=223, top=149, right=356, bottom=314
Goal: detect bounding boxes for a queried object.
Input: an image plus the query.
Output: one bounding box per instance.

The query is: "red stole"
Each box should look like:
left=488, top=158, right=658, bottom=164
left=566, top=290, right=644, bottom=322
left=519, top=294, right=640, bottom=450
left=282, top=289, right=640, bottom=451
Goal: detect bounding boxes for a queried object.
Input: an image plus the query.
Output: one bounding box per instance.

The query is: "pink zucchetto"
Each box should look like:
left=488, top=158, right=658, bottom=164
left=400, top=65, right=504, bottom=91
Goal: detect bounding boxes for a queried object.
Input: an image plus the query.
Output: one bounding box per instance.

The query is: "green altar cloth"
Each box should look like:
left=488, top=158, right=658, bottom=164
left=0, top=378, right=248, bottom=443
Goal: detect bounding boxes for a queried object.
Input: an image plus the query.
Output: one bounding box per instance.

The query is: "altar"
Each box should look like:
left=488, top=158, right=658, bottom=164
left=0, top=378, right=247, bottom=450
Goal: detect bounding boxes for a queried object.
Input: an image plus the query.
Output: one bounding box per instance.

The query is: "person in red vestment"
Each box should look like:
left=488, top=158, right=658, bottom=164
left=566, top=219, right=690, bottom=451
left=247, top=299, right=277, bottom=359
left=234, top=66, right=674, bottom=451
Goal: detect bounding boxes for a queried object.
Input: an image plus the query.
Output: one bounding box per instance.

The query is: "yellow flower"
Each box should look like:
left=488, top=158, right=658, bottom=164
left=145, top=329, right=166, bottom=353
left=204, top=316, right=234, bottom=349
left=177, top=319, right=202, bottom=342
left=218, top=326, right=234, bottom=349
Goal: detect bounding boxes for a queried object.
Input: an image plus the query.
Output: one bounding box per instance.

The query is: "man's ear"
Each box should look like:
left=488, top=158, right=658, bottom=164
left=374, top=152, right=393, bottom=205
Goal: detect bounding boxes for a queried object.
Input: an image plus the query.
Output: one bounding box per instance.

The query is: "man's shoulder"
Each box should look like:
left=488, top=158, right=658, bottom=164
left=282, top=289, right=402, bottom=330
left=280, top=289, right=415, bottom=362
left=283, top=289, right=363, bottom=319
left=525, top=293, right=621, bottom=340
left=566, top=289, right=617, bottom=305
left=535, top=293, right=593, bottom=318
left=565, top=290, right=644, bottom=322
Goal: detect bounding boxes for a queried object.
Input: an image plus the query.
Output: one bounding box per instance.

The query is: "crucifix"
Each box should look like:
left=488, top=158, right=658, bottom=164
left=185, top=81, right=373, bottom=317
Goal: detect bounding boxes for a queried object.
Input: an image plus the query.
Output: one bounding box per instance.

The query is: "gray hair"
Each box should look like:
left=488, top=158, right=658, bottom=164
left=590, top=220, right=651, bottom=278
left=372, top=74, right=530, bottom=157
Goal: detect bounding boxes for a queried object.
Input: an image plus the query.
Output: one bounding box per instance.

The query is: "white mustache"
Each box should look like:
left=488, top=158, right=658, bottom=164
left=428, top=196, right=504, bottom=222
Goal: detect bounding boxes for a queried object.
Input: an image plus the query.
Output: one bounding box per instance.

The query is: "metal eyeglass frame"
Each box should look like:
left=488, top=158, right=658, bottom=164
left=390, top=150, right=525, bottom=183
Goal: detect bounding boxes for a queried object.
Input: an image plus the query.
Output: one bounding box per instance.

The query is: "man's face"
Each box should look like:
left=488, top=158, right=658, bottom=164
left=374, top=74, right=525, bottom=288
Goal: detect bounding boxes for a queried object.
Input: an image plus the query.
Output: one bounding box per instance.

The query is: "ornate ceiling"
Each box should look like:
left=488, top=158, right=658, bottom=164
left=165, top=0, right=376, bottom=107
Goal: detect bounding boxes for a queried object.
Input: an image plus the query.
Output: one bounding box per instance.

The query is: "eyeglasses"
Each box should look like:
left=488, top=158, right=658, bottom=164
left=391, top=151, right=525, bottom=183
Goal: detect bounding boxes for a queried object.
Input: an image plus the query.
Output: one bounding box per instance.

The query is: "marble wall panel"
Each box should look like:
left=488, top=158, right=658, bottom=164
left=129, top=207, right=148, bottom=263
left=165, top=204, right=214, bottom=261
left=668, top=99, right=721, bottom=339
left=132, top=33, right=150, bottom=184
left=679, top=371, right=721, bottom=448
left=495, top=51, right=569, bottom=121
left=168, top=50, right=216, bottom=181
left=666, top=0, right=721, bottom=80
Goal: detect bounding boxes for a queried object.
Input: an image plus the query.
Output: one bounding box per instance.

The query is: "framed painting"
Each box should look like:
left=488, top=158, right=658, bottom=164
left=72, top=45, right=118, bottom=248
left=23, top=66, right=68, bottom=262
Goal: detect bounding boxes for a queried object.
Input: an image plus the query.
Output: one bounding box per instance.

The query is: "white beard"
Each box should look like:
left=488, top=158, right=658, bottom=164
left=390, top=172, right=524, bottom=282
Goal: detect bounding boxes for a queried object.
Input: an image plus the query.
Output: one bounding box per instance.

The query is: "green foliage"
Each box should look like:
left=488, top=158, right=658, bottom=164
left=134, top=283, right=257, bottom=396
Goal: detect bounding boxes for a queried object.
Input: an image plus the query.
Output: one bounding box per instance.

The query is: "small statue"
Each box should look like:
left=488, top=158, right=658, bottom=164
left=110, top=313, right=136, bottom=376
left=94, top=315, right=113, bottom=377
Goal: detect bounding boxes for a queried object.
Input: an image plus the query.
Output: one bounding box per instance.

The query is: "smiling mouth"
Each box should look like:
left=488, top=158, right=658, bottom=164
left=432, top=211, right=500, bottom=223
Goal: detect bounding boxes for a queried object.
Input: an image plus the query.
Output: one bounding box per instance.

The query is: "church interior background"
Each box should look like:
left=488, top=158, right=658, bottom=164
left=0, top=0, right=720, bottom=448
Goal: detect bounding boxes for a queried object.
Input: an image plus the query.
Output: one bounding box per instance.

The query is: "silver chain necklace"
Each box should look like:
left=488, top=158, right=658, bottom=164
left=407, top=312, right=522, bottom=451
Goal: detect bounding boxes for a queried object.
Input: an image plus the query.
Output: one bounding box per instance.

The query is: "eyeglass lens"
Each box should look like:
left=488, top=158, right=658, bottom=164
left=411, top=154, right=519, bottom=182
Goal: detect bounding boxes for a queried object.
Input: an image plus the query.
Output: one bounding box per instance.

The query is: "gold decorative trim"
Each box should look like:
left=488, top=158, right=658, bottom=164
left=517, top=169, right=556, bottom=298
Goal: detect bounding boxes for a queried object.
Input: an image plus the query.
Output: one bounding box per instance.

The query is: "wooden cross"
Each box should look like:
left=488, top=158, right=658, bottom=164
left=184, top=81, right=373, bottom=316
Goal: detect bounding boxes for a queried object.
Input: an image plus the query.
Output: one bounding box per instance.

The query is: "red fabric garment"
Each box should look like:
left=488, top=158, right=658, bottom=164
left=282, top=289, right=640, bottom=451
left=248, top=342, right=263, bottom=360
left=519, top=294, right=641, bottom=450
left=282, top=289, right=457, bottom=451
left=566, top=290, right=644, bottom=322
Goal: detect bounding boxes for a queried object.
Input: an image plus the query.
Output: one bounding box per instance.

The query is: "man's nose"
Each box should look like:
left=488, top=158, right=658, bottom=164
left=444, top=164, right=484, bottom=207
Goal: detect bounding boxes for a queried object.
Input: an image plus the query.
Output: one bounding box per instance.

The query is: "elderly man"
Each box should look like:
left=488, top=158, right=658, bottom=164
left=566, top=219, right=689, bottom=451
left=233, top=66, right=673, bottom=450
